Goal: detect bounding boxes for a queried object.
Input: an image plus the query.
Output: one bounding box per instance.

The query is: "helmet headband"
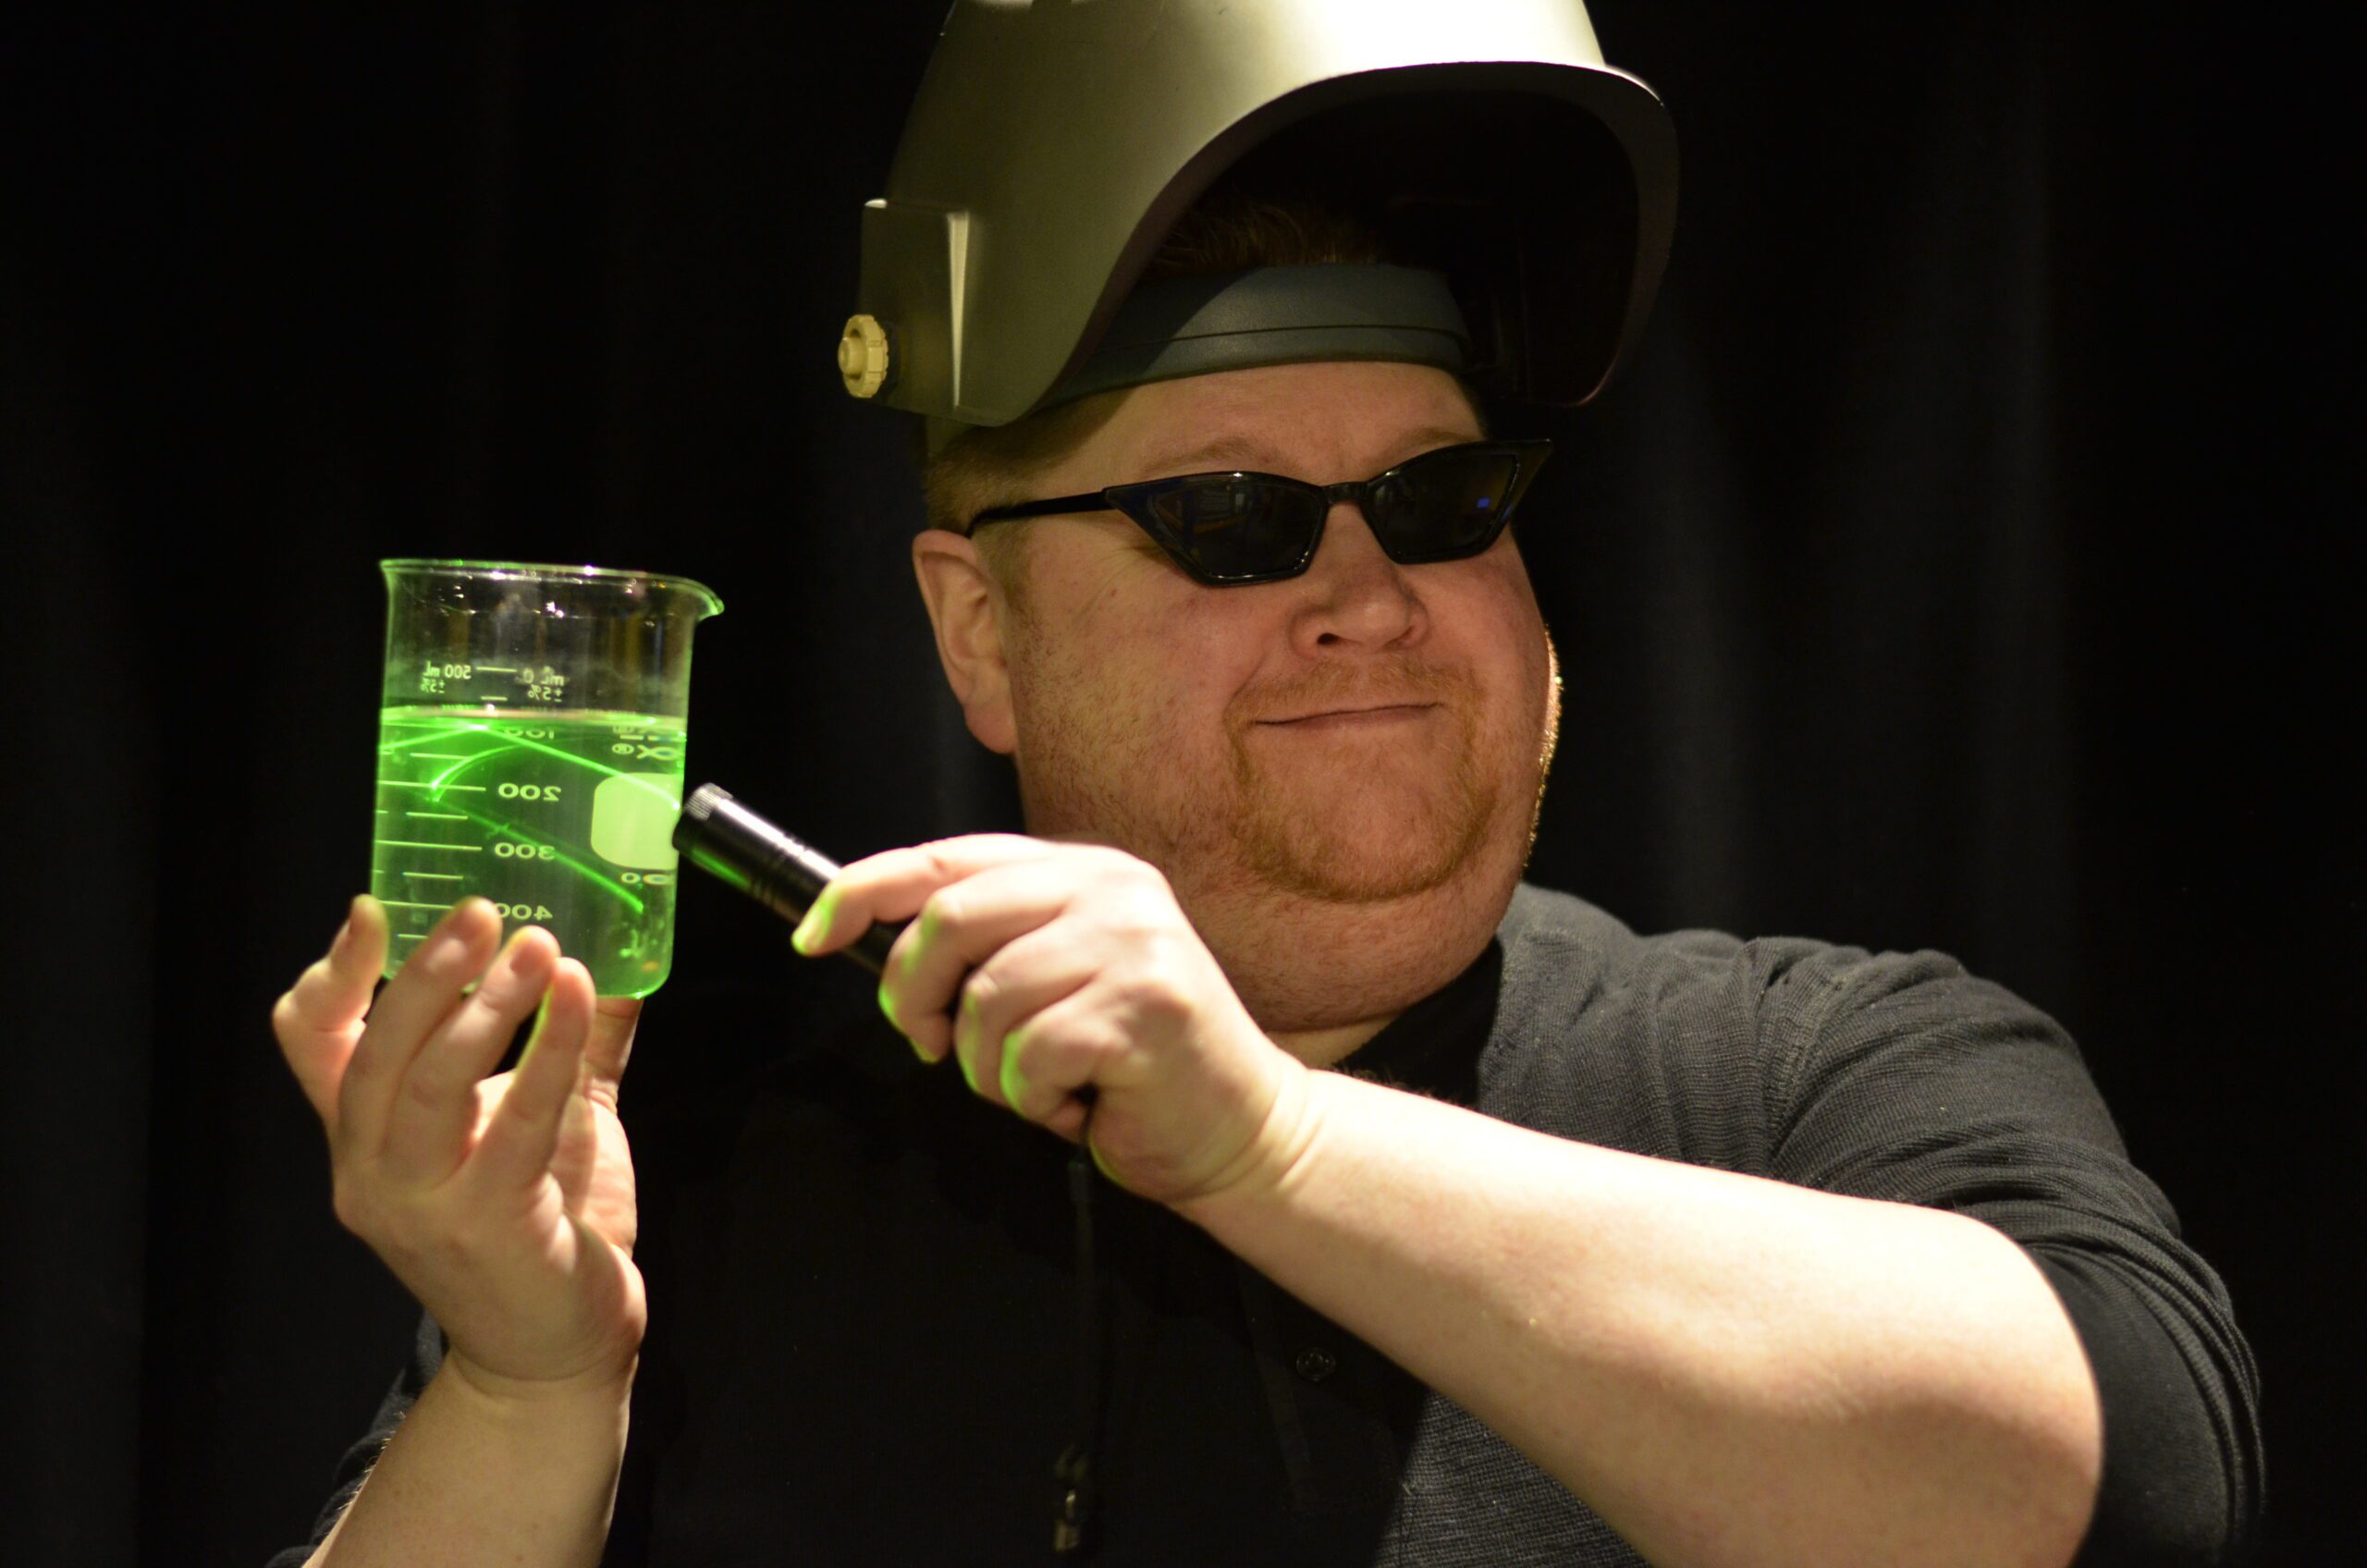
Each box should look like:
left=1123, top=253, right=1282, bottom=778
left=925, top=263, right=1473, bottom=458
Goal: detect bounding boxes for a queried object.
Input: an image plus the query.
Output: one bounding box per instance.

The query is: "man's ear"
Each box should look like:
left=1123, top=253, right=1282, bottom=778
left=912, top=529, right=1017, bottom=755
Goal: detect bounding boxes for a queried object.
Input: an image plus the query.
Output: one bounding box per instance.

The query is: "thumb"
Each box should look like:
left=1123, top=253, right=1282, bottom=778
left=582, top=994, right=641, bottom=1097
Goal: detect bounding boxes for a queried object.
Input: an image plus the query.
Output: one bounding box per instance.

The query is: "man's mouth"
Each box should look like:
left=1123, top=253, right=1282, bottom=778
left=1257, top=703, right=1438, bottom=729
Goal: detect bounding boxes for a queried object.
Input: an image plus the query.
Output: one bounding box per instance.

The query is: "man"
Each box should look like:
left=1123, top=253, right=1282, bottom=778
left=269, top=5, right=2259, bottom=1564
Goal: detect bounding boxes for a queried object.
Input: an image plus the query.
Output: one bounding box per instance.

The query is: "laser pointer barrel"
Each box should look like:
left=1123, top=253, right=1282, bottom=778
left=670, top=783, right=903, bottom=974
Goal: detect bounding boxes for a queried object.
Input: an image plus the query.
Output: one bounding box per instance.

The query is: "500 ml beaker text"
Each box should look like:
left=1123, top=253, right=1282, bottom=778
left=372, top=561, right=722, bottom=998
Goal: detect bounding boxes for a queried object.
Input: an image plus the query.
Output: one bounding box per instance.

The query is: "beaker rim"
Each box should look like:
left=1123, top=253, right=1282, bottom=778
left=380, top=557, right=722, bottom=614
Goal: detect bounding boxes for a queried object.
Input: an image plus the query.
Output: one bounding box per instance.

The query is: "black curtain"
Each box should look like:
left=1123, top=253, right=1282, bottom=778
left=4, top=4, right=2349, bottom=1562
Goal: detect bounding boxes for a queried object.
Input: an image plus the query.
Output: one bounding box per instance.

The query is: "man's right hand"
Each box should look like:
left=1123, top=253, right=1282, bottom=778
left=273, top=895, right=646, bottom=1401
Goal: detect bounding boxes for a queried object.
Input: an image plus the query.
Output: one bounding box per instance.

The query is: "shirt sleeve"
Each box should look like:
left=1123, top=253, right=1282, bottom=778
left=1752, top=941, right=2264, bottom=1567
left=261, top=1308, right=447, bottom=1568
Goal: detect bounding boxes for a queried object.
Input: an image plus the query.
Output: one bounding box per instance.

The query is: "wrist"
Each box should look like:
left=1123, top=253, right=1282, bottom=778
left=441, top=1348, right=639, bottom=1416
left=1174, top=1057, right=1327, bottom=1229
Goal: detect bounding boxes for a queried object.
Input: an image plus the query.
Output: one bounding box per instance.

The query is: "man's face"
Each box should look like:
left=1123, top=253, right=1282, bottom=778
left=941, top=360, right=1560, bottom=937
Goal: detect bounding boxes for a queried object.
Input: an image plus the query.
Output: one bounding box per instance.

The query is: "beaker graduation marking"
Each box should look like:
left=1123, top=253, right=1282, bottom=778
left=419, top=791, right=649, bottom=919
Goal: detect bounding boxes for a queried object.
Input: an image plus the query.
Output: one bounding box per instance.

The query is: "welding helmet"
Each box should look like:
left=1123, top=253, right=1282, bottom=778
left=839, top=0, right=1678, bottom=459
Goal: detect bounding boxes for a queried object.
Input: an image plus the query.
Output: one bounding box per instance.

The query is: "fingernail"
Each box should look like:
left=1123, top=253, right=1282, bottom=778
left=791, top=908, right=820, bottom=955
left=426, top=920, right=480, bottom=974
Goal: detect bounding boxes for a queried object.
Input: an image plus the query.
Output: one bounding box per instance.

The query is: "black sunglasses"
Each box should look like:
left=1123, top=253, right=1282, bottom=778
left=963, top=438, right=1553, bottom=586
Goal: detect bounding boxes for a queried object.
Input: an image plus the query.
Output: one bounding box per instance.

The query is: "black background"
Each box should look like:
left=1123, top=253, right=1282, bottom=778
left=4, top=3, right=2352, bottom=1563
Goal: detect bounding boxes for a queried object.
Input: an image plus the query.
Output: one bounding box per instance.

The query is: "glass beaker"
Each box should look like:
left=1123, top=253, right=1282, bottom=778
left=373, top=559, right=724, bottom=998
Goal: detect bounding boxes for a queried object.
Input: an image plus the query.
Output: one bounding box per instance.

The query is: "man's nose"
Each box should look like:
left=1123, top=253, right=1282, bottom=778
left=1289, top=498, right=1424, bottom=643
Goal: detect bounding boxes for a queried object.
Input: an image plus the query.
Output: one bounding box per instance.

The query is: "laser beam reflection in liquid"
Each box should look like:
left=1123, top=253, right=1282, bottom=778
left=371, top=706, right=688, bottom=998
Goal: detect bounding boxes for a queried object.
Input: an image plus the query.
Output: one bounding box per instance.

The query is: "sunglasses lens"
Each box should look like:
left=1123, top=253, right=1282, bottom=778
left=1144, top=479, right=1322, bottom=581
left=1374, top=447, right=1526, bottom=560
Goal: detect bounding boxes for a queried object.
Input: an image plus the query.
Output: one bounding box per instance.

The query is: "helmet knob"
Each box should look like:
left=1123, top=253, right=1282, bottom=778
left=838, top=314, right=892, bottom=398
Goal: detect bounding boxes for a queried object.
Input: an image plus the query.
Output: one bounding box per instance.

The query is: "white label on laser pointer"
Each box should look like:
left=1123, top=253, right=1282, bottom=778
left=591, top=773, right=682, bottom=870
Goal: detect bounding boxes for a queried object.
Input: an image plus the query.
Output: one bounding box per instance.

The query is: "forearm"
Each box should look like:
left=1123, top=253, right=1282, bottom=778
left=1178, top=1070, right=2102, bottom=1568
left=307, top=1358, right=632, bottom=1568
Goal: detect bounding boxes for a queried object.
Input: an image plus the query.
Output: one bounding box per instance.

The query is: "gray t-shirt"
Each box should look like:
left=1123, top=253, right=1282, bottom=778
left=1374, top=884, right=2261, bottom=1565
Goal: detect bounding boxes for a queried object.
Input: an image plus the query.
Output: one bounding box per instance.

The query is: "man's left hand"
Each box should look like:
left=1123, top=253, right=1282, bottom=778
left=789, top=834, right=1313, bottom=1209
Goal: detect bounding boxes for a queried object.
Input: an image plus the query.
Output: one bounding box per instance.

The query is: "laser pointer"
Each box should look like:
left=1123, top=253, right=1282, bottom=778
left=669, top=783, right=905, bottom=974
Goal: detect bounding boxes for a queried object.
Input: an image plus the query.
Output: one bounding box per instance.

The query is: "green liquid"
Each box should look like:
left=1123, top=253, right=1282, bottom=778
left=372, top=707, right=688, bottom=998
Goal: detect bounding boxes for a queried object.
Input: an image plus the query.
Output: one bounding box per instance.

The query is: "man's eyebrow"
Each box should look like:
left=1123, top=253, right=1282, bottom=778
left=1134, top=423, right=1485, bottom=479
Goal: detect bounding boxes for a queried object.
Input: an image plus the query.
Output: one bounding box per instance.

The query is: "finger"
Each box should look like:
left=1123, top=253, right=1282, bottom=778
left=581, top=996, right=641, bottom=1108
left=377, top=926, right=559, bottom=1187
left=276, top=894, right=390, bottom=1039
left=272, top=895, right=390, bottom=1129
left=949, top=922, right=1098, bottom=1109
left=792, top=834, right=1057, bottom=958
left=465, top=957, right=595, bottom=1196
left=336, top=898, right=503, bottom=1161
left=1042, top=1096, right=1093, bottom=1145
left=880, top=858, right=1082, bottom=1059
left=991, top=981, right=1116, bottom=1126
